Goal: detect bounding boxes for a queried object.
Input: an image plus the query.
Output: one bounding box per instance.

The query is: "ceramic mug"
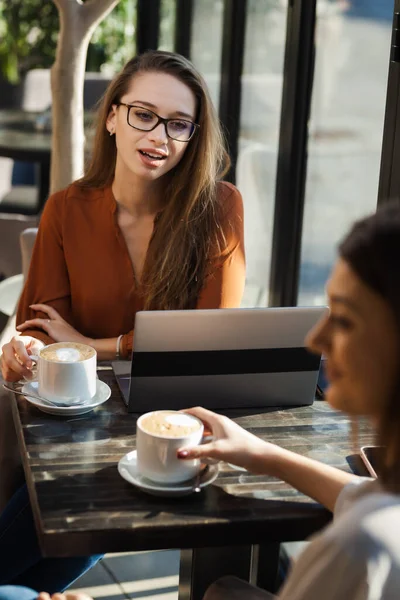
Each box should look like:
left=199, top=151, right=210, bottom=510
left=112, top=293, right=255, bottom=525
left=136, top=410, right=207, bottom=484
left=30, top=342, right=97, bottom=404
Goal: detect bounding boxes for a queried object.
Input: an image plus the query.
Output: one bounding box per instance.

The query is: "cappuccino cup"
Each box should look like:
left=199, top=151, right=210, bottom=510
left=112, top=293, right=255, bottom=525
left=31, top=342, right=97, bottom=404
left=136, top=410, right=204, bottom=484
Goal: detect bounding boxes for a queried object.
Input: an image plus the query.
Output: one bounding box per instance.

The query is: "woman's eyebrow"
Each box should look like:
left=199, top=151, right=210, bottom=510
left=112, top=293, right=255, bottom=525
left=329, top=294, right=359, bottom=311
left=128, top=99, right=194, bottom=120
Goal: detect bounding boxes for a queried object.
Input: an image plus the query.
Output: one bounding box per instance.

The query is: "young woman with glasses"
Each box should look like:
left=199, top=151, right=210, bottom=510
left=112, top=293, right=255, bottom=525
left=0, top=51, right=245, bottom=593
left=1, top=50, right=244, bottom=380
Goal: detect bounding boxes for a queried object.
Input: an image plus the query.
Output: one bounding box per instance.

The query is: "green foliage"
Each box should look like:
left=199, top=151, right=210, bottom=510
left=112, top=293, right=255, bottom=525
left=0, top=0, right=58, bottom=83
left=0, top=0, right=136, bottom=84
left=88, top=0, right=136, bottom=74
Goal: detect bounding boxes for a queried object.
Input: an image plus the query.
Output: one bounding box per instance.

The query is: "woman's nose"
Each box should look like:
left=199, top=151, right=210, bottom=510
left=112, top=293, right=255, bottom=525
left=148, top=122, right=168, bottom=143
left=306, top=315, right=330, bottom=356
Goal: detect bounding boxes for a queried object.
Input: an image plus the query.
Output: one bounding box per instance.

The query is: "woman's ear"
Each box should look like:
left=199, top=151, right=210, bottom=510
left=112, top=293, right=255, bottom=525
left=106, top=105, right=117, bottom=135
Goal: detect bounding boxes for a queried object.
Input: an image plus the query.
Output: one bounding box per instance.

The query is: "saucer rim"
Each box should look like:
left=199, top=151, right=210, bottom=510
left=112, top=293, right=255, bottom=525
left=21, top=379, right=111, bottom=412
left=118, top=449, right=219, bottom=494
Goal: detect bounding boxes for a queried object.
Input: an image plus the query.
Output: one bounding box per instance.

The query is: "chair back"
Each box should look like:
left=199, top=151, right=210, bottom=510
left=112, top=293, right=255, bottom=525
left=20, top=227, right=38, bottom=282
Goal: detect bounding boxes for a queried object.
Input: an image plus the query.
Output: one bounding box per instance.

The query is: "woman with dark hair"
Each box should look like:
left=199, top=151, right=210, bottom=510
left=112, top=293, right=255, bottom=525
left=0, top=50, right=244, bottom=593
left=178, top=201, right=400, bottom=599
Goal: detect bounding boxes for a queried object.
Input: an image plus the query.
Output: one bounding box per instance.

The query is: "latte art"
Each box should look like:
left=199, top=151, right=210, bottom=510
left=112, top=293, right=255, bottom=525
left=140, top=411, right=202, bottom=438
left=40, top=342, right=95, bottom=363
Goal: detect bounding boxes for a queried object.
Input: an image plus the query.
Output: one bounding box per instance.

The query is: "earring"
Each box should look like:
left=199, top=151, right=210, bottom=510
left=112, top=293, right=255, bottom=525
left=109, top=130, right=114, bottom=137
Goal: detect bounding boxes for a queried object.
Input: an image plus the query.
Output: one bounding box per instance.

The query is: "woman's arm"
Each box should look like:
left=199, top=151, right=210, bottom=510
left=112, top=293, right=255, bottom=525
left=254, top=445, right=356, bottom=513
left=87, top=336, right=121, bottom=361
left=15, top=188, right=134, bottom=362
left=17, top=189, right=73, bottom=345
left=17, top=304, right=133, bottom=361
left=178, top=407, right=357, bottom=513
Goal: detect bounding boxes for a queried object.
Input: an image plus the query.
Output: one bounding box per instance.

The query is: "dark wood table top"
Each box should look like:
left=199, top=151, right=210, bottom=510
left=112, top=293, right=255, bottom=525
left=10, top=369, right=375, bottom=557
left=0, top=110, right=52, bottom=162
left=0, top=109, right=94, bottom=162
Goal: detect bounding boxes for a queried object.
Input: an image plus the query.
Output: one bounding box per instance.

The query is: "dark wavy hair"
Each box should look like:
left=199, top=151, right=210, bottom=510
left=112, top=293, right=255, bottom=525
left=338, top=199, right=400, bottom=492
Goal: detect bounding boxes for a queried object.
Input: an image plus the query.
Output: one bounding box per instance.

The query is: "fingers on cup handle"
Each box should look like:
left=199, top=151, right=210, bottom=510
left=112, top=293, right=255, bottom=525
left=199, top=435, right=219, bottom=464
left=177, top=445, right=206, bottom=459
left=2, top=344, right=30, bottom=379
left=12, top=338, right=34, bottom=367
left=177, top=442, right=219, bottom=465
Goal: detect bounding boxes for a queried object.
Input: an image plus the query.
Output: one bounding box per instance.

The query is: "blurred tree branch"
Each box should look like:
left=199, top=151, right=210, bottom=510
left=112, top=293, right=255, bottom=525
left=50, top=0, right=120, bottom=192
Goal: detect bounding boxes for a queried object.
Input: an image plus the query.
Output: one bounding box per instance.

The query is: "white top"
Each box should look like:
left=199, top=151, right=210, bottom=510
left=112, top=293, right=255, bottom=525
left=278, top=478, right=400, bottom=600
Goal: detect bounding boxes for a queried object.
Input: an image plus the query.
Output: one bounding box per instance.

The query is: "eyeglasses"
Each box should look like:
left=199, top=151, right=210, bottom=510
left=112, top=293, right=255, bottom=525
left=116, top=103, right=199, bottom=142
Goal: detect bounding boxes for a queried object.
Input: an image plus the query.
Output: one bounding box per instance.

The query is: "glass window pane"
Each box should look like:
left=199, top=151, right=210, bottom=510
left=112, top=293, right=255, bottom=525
left=298, top=0, right=393, bottom=306
left=190, top=0, right=224, bottom=108
left=159, top=0, right=176, bottom=51
left=237, top=0, right=288, bottom=307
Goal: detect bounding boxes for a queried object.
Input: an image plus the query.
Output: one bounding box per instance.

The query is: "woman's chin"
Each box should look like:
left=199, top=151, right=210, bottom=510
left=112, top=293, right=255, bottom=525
left=324, top=386, right=344, bottom=412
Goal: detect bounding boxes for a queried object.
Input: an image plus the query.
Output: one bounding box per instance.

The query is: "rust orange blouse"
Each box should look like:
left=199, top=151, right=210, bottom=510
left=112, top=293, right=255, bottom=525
left=17, top=181, right=245, bottom=359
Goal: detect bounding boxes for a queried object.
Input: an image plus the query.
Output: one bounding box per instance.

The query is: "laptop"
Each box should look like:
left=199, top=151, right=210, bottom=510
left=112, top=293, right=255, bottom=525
left=112, top=306, right=328, bottom=413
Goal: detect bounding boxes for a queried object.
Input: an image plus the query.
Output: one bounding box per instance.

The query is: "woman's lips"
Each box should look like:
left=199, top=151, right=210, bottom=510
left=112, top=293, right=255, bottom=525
left=138, top=149, right=167, bottom=168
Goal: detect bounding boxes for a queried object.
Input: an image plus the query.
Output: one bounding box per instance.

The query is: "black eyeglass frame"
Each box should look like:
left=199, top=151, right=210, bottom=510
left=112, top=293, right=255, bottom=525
left=116, top=103, right=200, bottom=142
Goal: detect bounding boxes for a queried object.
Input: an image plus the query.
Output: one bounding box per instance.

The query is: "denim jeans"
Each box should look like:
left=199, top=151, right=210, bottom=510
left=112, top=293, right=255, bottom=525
left=0, top=485, right=102, bottom=593
left=0, top=586, right=39, bottom=600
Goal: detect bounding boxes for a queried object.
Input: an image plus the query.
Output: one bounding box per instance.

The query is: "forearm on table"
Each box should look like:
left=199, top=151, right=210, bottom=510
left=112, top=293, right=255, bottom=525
left=86, top=332, right=132, bottom=361
left=253, top=445, right=357, bottom=512
left=21, top=331, right=118, bottom=361
left=85, top=337, right=119, bottom=361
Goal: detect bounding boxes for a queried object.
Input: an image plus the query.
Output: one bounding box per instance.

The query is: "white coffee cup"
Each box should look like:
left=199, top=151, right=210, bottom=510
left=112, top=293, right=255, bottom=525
left=31, top=342, right=97, bottom=404
left=136, top=410, right=205, bottom=484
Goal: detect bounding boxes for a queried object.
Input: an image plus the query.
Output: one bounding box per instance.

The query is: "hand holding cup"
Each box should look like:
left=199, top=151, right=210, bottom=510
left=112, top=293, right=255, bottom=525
left=177, top=407, right=279, bottom=474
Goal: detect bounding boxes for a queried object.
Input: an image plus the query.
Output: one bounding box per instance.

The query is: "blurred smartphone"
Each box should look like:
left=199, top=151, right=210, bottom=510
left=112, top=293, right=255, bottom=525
left=360, top=446, right=383, bottom=478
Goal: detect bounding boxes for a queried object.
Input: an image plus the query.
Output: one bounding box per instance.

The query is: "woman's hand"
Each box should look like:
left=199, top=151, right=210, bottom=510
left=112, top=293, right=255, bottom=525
left=1, top=335, right=44, bottom=382
left=177, top=406, right=283, bottom=474
left=16, top=304, right=91, bottom=345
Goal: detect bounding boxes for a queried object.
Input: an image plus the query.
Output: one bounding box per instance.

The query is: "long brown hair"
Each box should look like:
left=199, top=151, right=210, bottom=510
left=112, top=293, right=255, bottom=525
left=78, top=50, right=231, bottom=309
left=339, top=200, right=400, bottom=493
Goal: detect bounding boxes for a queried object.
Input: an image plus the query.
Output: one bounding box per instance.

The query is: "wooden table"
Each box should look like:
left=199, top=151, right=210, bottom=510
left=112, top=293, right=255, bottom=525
left=9, top=370, right=374, bottom=599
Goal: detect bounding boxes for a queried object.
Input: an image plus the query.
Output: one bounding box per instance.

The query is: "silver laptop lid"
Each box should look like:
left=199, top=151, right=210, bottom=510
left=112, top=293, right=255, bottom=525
left=120, top=307, right=327, bottom=412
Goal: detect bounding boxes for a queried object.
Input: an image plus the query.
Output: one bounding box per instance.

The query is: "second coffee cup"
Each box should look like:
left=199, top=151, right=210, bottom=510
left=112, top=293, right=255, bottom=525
left=136, top=410, right=204, bottom=484
left=32, top=342, right=97, bottom=404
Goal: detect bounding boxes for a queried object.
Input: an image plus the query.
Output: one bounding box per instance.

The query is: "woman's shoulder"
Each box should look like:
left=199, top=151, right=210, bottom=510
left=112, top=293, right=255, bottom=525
left=42, top=184, right=112, bottom=222
left=46, top=183, right=108, bottom=207
left=216, top=181, right=243, bottom=222
left=326, top=483, right=400, bottom=570
left=279, top=486, right=400, bottom=599
left=216, top=180, right=243, bottom=204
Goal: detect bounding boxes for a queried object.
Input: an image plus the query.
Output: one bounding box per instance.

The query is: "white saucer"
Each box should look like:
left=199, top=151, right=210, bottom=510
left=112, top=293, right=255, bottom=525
left=118, top=450, right=219, bottom=497
left=21, top=380, right=111, bottom=416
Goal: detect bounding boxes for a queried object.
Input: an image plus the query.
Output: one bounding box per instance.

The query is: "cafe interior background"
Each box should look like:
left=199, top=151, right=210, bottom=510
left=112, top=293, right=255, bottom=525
left=0, top=0, right=397, bottom=598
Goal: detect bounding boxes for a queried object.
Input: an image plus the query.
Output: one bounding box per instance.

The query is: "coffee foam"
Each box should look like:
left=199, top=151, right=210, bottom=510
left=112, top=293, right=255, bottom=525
left=41, top=342, right=95, bottom=363
left=140, top=411, right=201, bottom=438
